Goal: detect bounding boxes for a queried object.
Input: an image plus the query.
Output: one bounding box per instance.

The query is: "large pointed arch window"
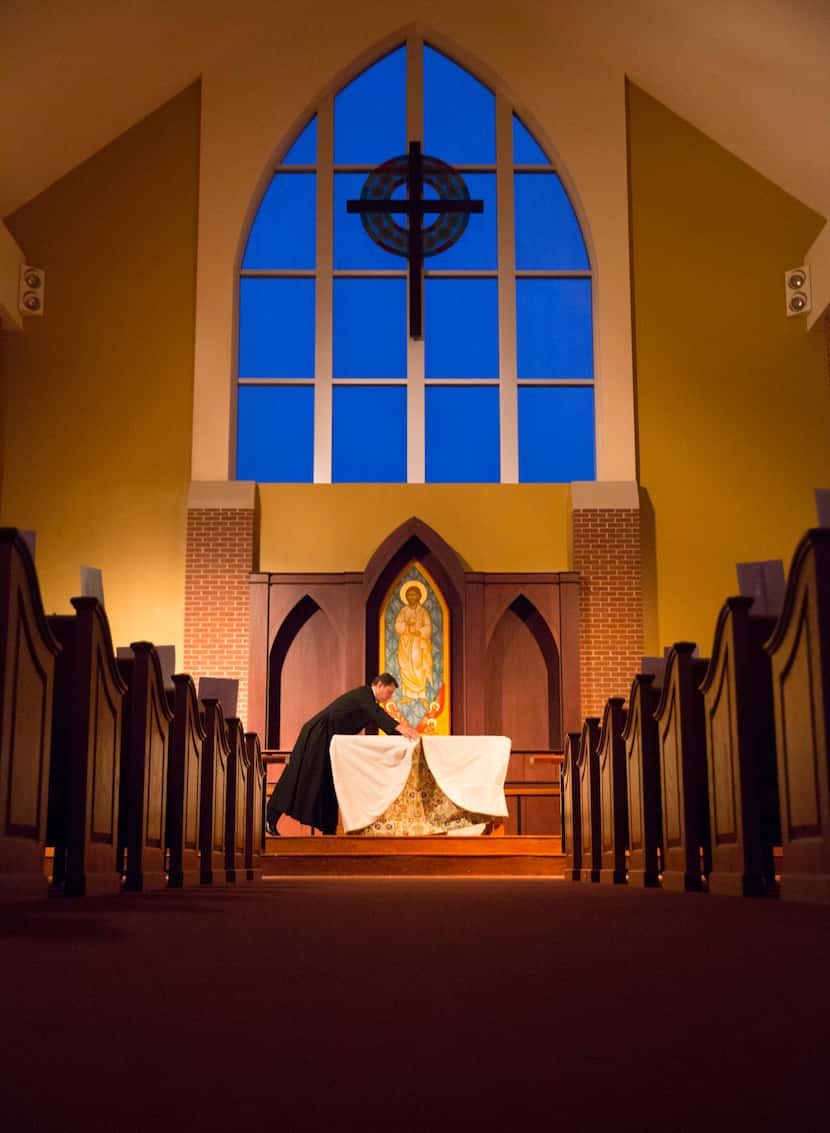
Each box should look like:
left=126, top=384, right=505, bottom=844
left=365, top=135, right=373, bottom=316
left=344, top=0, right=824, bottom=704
left=237, top=39, right=594, bottom=484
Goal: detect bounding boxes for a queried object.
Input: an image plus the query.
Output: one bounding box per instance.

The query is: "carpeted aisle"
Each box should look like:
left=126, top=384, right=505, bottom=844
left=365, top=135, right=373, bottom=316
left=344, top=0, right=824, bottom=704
left=2, top=878, right=828, bottom=1131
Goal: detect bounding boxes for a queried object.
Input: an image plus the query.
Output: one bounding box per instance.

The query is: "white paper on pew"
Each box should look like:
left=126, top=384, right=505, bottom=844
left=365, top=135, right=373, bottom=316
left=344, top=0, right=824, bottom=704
left=80, top=565, right=105, bottom=607
left=420, top=735, right=510, bottom=819
left=330, top=735, right=415, bottom=833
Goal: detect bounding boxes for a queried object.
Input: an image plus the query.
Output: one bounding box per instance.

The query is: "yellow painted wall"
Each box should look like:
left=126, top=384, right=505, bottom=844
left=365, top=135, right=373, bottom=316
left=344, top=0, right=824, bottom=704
left=3, top=67, right=829, bottom=679
left=258, top=485, right=571, bottom=573
left=0, top=84, right=200, bottom=660
left=628, top=84, right=830, bottom=656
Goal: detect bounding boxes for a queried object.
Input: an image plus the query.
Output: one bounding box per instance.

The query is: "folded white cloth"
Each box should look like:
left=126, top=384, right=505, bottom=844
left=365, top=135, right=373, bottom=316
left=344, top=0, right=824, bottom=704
left=330, top=735, right=415, bottom=833
left=329, top=734, right=510, bottom=833
left=420, top=735, right=510, bottom=818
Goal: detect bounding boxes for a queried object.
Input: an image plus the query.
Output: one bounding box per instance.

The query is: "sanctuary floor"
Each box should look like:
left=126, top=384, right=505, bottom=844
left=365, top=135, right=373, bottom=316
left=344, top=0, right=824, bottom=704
left=2, top=879, right=828, bottom=1131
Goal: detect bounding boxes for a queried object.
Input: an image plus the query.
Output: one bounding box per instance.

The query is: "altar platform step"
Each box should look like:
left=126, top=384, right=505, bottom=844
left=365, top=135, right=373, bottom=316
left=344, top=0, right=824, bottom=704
left=262, top=835, right=565, bottom=877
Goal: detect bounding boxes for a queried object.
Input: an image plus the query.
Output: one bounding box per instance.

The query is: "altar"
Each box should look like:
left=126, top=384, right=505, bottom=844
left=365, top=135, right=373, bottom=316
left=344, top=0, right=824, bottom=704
left=330, top=735, right=510, bottom=836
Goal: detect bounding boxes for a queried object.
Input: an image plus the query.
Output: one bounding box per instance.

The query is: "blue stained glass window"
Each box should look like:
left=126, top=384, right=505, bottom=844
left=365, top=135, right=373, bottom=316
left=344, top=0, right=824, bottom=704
left=514, top=174, right=589, bottom=270
left=239, top=278, right=315, bottom=378
left=242, top=174, right=316, bottom=270
left=426, top=387, right=500, bottom=482
left=333, top=386, right=407, bottom=482
left=512, top=116, right=548, bottom=165
left=333, top=278, right=407, bottom=378
left=517, top=279, right=593, bottom=379
left=237, top=386, right=314, bottom=482
left=427, top=173, right=497, bottom=270
left=334, top=173, right=405, bottom=270
left=282, top=118, right=317, bottom=165
left=425, top=279, right=499, bottom=378
left=335, top=47, right=406, bottom=164
left=424, top=46, right=495, bottom=164
left=518, top=387, right=595, bottom=482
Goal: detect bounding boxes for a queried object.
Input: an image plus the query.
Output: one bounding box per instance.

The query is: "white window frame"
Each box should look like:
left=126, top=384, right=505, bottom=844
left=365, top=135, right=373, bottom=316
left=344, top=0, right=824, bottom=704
left=236, top=33, right=594, bottom=485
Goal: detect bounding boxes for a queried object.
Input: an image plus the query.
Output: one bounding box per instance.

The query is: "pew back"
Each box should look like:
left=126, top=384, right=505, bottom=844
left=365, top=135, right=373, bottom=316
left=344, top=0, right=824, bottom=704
left=0, top=529, right=61, bottom=899
left=577, top=717, right=601, bottom=882
left=655, top=643, right=711, bottom=892
left=245, top=732, right=265, bottom=881
left=561, top=731, right=582, bottom=880
left=117, top=642, right=173, bottom=892
left=47, top=597, right=126, bottom=896
left=765, top=529, right=830, bottom=903
left=597, top=697, right=628, bottom=885
left=701, top=597, right=779, bottom=896
left=622, top=674, right=663, bottom=888
left=167, top=674, right=205, bottom=888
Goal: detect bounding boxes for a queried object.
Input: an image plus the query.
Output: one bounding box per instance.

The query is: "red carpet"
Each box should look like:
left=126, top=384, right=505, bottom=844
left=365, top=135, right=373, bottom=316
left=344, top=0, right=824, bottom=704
left=2, top=879, right=828, bottom=1131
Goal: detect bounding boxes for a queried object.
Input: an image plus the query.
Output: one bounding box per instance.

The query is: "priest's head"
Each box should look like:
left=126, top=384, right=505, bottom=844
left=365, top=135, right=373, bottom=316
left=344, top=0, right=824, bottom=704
left=371, top=674, right=398, bottom=703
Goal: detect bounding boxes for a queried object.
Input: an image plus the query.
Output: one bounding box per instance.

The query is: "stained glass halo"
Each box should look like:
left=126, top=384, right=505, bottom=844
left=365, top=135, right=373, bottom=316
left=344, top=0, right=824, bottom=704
left=358, top=153, right=475, bottom=258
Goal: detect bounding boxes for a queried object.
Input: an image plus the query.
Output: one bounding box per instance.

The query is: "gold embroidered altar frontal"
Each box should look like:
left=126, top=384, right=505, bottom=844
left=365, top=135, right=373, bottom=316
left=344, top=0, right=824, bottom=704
left=330, top=734, right=510, bottom=835
left=354, top=740, right=494, bottom=836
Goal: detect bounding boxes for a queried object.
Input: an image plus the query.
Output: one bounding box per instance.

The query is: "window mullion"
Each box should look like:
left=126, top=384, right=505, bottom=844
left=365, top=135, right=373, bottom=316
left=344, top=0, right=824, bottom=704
left=314, top=96, right=334, bottom=483
left=496, top=93, right=518, bottom=483
left=407, top=34, right=425, bottom=483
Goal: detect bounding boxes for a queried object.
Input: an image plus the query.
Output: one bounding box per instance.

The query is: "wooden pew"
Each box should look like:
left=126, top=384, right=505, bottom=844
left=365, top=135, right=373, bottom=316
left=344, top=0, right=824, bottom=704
left=622, top=673, right=663, bottom=888
left=224, top=717, right=249, bottom=883
left=577, top=717, right=601, bottom=883
left=245, top=733, right=265, bottom=881
left=200, top=699, right=229, bottom=886
left=700, top=597, right=779, bottom=896
left=47, top=597, right=127, bottom=896
left=654, top=643, right=711, bottom=892
left=117, top=642, right=173, bottom=892
left=765, top=528, right=830, bottom=903
left=166, top=674, right=205, bottom=888
left=597, top=697, right=628, bottom=885
left=0, top=529, right=61, bottom=900
left=561, top=731, right=583, bottom=880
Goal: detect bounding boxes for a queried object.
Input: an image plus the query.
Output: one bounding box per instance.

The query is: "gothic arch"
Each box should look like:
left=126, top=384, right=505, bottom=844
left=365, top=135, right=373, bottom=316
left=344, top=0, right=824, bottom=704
left=485, top=594, right=562, bottom=750
left=267, top=594, right=337, bottom=748
left=363, top=518, right=466, bottom=728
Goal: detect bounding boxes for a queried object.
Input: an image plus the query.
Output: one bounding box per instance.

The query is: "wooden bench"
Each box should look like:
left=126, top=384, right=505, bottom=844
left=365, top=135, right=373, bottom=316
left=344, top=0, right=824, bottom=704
left=166, top=674, right=205, bottom=888
left=561, top=732, right=583, bottom=880
left=225, top=716, right=249, bottom=883
left=622, top=673, right=663, bottom=888
left=654, top=643, right=711, bottom=892
left=200, top=699, right=229, bottom=885
left=244, top=732, right=266, bottom=880
left=117, top=642, right=173, bottom=892
left=701, top=597, right=779, bottom=896
left=765, top=528, right=830, bottom=903
left=597, top=697, right=628, bottom=885
left=47, top=597, right=127, bottom=896
left=0, top=529, right=61, bottom=900
left=577, top=717, right=601, bottom=882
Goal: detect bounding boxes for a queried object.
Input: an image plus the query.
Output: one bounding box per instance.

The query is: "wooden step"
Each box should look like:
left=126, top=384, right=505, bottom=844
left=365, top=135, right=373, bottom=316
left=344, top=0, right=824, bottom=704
left=263, top=835, right=565, bottom=877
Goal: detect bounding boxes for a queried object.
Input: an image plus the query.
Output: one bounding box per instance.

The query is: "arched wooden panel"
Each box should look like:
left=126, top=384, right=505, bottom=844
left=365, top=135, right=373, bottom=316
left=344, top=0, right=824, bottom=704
left=485, top=607, right=549, bottom=750
left=270, top=598, right=340, bottom=749
left=484, top=596, right=561, bottom=751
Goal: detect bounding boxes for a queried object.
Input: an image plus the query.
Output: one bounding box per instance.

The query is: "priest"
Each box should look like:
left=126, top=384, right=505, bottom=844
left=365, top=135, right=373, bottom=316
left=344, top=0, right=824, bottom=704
left=266, top=674, right=418, bottom=836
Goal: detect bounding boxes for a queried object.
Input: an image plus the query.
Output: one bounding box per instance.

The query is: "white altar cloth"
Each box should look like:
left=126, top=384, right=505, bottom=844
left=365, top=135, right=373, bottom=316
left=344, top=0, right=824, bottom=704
left=330, top=734, right=510, bottom=834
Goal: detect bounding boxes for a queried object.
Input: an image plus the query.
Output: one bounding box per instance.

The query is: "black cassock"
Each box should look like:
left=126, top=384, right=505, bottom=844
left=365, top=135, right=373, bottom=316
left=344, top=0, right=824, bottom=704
left=269, top=685, right=402, bottom=834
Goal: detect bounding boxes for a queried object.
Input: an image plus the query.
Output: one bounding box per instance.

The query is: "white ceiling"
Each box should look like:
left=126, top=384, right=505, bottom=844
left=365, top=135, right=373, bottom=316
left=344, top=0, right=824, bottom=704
left=2, top=0, right=829, bottom=221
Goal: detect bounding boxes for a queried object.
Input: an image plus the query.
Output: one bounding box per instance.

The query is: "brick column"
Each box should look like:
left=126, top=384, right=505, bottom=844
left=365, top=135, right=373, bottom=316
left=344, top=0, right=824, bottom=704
left=572, top=482, right=643, bottom=719
left=184, top=482, right=257, bottom=728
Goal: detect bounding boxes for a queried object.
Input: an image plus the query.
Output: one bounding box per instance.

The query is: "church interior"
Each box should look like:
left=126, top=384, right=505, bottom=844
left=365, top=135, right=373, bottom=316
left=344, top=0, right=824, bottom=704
left=2, top=1, right=830, bottom=1127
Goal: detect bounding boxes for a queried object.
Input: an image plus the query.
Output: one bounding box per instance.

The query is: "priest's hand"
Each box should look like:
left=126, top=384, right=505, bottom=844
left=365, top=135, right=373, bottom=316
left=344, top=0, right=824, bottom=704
left=398, top=722, right=418, bottom=741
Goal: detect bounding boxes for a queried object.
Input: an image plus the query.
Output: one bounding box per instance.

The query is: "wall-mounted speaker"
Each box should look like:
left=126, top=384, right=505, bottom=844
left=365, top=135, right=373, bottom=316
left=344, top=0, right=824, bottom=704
left=18, top=265, right=46, bottom=316
left=784, top=264, right=811, bottom=317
